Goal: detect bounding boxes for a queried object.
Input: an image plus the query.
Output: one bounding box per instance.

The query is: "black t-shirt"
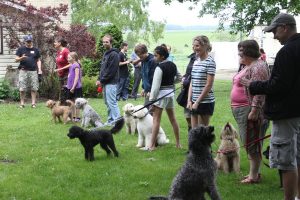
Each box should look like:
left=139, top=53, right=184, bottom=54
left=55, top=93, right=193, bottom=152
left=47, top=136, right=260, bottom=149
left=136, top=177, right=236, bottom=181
left=118, top=51, right=129, bottom=78
left=16, top=46, right=41, bottom=71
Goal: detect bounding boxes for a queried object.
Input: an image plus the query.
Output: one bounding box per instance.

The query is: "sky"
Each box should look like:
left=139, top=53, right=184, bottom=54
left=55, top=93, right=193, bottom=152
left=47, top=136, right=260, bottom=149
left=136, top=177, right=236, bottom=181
left=147, top=0, right=219, bottom=26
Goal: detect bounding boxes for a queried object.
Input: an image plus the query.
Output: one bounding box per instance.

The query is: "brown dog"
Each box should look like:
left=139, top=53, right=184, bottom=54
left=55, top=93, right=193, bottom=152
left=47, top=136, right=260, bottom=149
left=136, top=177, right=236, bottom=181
left=46, top=100, right=74, bottom=124
left=215, top=122, right=240, bottom=173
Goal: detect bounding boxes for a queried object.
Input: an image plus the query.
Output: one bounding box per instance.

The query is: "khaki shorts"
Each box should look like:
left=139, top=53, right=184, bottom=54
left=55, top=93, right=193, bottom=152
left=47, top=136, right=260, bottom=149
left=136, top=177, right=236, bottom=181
left=232, top=106, right=265, bottom=155
left=270, top=117, right=300, bottom=170
left=18, top=70, right=39, bottom=91
left=153, top=96, right=174, bottom=109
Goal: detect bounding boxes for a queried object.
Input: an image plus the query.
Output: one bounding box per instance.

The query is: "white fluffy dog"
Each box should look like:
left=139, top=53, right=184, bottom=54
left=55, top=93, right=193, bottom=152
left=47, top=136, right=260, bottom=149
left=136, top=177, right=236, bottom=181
left=75, top=98, right=104, bottom=128
left=123, top=103, right=138, bottom=134
left=215, top=122, right=240, bottom=173
left=132, top=105, right=169, bottom=150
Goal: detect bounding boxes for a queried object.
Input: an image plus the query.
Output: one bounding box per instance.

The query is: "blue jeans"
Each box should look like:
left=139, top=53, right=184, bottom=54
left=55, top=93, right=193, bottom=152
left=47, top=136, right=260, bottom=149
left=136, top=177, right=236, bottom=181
left=103, top=84, right=120, bottom=123
left=117, top=77, right=129, bottom=100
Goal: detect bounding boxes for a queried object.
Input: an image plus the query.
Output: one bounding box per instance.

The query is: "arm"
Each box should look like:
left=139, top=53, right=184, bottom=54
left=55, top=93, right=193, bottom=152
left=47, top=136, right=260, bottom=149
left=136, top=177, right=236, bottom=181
left=55, top=64, right=70, bottom=72
left=192, top=74, right=214, bottom=109
left=186, top=81, right=193, bottom=109
left=15, top=55, right=27, bottom=62
left=149, top=68, right=162, bottom=101
left=37, top=59, right=42, bottom=74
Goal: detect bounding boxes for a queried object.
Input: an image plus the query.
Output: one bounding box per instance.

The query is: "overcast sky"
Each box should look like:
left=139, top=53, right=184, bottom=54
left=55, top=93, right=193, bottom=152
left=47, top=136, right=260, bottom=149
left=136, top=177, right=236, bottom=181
left=147, top=0, right=219, bottom=26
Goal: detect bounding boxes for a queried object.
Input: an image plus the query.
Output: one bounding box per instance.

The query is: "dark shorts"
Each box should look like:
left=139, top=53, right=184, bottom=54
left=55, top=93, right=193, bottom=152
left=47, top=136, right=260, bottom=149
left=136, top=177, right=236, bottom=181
left=68, top=88, right=83, bottom=100
left=191, top=102, right=215, bottom=116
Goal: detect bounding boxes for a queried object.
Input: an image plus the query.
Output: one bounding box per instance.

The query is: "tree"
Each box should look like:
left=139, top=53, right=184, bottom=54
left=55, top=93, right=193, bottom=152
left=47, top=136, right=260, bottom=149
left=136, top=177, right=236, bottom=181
left=164, top=0, right=300, bottom=34
left=71, top=0, right=165, bottom=43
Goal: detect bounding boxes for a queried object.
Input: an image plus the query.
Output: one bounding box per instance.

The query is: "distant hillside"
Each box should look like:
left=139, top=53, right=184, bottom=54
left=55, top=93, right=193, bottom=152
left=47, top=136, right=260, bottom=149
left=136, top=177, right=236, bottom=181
left=165, top=24, right=219, bottom=31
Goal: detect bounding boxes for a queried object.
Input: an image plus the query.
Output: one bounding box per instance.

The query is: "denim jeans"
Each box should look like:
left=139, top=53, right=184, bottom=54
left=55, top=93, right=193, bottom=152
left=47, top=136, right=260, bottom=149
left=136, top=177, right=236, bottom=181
left=131, top=67, right=141, bottom=97
left=103, top=84, right=120, bottom=123
left=117, top=77, right=129, bottom=100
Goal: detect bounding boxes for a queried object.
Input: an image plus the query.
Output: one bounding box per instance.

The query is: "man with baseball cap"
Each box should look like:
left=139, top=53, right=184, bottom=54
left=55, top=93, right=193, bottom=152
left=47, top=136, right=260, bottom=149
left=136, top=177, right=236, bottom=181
left=15, top=35, right=42, bottom=108
left=241, top=13, right=300, bottom=200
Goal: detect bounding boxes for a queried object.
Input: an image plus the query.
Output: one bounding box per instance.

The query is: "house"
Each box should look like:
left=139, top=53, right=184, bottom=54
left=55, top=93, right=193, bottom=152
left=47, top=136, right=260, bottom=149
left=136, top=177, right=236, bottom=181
left=0, top=0, right=71, bottom=78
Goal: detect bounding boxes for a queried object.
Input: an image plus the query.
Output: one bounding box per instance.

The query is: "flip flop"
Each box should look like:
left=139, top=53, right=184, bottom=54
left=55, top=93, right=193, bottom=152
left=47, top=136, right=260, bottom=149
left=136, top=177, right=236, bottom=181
left=31, top=104, right=36, bottom=108
left=243, top=173, right=261, bottom=181
left=241, top=176, right=260, bottom=184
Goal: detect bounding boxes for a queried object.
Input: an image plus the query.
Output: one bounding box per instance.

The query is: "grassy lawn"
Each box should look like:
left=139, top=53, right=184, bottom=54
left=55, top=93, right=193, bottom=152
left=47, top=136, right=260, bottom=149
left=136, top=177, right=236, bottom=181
left=0, top=80, right=282, bottom=200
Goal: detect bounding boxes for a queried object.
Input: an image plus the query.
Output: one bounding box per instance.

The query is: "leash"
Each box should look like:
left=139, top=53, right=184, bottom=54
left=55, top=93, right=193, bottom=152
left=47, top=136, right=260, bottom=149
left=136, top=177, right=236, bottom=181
left=131, top=87, right=181, bottom=114
left=214, top=134, right=271, bottom=155
left=102, top=87, right=181, bottom=127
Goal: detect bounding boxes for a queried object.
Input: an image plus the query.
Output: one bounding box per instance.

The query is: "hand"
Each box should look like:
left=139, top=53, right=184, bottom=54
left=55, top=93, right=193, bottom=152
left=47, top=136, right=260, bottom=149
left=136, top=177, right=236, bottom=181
left=141, top=90, right=145, bottom=97
left=146, top=92, right=150, bottom=97
left=54, top=69, right=58, bottom=72
left=70, top=88, right=75, bottom=93
left=19, top=54, right=28, bottom=61
left=192, top=102, right=198, bottom=110
left=248, top=109, right=259, bottom=121
left=38, top=70, right=42, bottom=75
left=96, top=81, right=101, bottom=87
left=240, top=77, right=251, bottom=87
left=186, top=101, right=192, bottom=110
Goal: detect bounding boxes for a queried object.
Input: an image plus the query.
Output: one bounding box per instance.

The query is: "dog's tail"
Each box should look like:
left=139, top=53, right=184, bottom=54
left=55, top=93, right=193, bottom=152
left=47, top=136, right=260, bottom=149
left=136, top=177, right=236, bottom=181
left=148, top=196, right=168, bottom=200
left=65, top=100, right=75, bottom=108
left=110, top=118, right=125, bottom=134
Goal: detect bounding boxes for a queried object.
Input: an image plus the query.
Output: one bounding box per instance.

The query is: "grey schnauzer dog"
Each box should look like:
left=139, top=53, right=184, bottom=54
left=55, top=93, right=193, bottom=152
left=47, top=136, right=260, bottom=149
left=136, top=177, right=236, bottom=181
left=149, top=125, right=221, bottom=200
left=75, top=98, right=103, bottom=128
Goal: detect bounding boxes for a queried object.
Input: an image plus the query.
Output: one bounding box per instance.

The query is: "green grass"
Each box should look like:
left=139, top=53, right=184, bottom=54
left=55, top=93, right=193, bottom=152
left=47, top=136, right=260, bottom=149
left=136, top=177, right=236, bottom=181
left=0, top=80, right=281, bottom=200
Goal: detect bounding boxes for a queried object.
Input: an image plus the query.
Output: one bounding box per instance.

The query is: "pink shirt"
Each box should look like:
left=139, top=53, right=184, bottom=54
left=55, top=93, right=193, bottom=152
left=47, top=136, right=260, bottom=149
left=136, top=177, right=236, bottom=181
left=231, top=69, right=250, bottom=108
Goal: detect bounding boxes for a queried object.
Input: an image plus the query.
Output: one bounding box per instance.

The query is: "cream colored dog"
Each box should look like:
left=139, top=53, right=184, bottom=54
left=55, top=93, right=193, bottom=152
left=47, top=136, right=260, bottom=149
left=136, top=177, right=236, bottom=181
left=215, top=122, right=240, bottom=173
left=122, top=103, right=137, bottom=134
left=132, top=105, right=169, bottom=150
left=46, top=100, right=74, bottom=124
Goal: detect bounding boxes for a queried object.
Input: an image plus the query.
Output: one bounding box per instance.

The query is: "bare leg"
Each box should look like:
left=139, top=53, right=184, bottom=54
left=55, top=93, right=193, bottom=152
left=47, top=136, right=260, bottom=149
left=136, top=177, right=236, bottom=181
left=31, top=90, right=37, bottom=105
left=191, top=114, right=199, bottom=128
left=149, top=106, right=163, bottom=150
left=248, top=153, right=261, bottom=180
left=282, top=169, right=297, bottom=200
left=20, top=90, right=26, bottom=106
left=166, top=108, right=181, bottom=148
left=198, top=114, right=211, bottom=126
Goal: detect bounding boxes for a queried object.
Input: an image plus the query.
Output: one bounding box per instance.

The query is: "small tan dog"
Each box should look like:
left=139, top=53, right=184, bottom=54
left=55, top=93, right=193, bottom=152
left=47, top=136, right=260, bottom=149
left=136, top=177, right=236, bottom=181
left=122, top=103, right=137, bottom=134
left=215, top=122, right=240, bottom=173
left=46, top=100, right=74, bottom=124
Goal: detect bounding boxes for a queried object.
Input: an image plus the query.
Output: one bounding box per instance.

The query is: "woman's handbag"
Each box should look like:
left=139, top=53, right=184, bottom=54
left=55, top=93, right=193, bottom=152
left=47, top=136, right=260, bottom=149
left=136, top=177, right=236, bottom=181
left=176, top=87, right=189, bottom=107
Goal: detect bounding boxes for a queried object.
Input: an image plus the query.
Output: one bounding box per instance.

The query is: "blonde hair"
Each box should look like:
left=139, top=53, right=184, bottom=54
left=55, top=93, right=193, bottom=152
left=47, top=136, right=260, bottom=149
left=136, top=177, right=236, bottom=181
left=193, top=35, right=212, bottom=52
left=69, top=52, right=79, bottom=61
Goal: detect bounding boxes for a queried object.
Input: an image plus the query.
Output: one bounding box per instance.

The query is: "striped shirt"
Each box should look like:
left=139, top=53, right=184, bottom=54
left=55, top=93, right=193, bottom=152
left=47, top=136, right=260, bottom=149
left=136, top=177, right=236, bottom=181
left=191, top=55, right=216, bottom=103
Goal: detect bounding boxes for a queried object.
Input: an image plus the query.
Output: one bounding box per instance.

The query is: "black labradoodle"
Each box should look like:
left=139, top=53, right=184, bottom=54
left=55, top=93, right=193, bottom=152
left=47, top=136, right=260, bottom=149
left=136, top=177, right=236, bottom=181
left=67, top=118, right=124, bottom=161
left=149, top=125, right=221, bottom=200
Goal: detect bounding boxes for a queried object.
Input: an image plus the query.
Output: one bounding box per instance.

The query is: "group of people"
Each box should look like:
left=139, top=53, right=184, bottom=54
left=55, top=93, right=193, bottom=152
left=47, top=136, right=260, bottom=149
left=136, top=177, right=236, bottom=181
left=14, top=12, right=300, bottom=200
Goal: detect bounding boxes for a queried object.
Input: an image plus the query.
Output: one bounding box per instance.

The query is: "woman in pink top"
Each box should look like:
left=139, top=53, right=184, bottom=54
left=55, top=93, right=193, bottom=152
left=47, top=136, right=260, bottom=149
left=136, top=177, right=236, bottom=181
left=231, top=40, right=270, bottom=184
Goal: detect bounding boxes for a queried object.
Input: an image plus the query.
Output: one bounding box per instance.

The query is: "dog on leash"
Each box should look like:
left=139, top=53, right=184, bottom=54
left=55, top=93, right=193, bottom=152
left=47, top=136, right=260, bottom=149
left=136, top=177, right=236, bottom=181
left=215, top=122, right=240, bottom=173
left=132, top=105, right=169, bottom=150
left=74, top=98, right=104, bottom=128
left=46, top=99, right=74, bottom=124
left=149, top=125, right=221, bottom=200
left=123, top=103, right=138, bottom=134
left=67, top=118, right=124, bottom=161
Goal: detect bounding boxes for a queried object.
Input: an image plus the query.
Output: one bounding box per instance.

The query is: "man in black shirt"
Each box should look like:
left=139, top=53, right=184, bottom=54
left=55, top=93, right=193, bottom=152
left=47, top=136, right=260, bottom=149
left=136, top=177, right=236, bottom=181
left=15, top=35, right=42, bottom=108
left=117, top=42, right=130, bottom=101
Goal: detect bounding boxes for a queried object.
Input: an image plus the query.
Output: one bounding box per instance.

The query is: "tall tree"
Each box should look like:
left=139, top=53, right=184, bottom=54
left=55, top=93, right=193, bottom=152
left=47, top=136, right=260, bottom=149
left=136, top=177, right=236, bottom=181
left=71, top=0, right=165, bottom=43
left=164, top=0, right=300, bottom=34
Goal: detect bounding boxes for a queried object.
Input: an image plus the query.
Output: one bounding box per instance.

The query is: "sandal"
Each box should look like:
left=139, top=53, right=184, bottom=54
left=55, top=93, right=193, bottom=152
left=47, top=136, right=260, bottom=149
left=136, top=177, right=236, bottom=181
left=19, top=105, right=25, bottom=108
left=241, top=176, right=260, bottom=184
left=31, top=104, right=36, bottom=108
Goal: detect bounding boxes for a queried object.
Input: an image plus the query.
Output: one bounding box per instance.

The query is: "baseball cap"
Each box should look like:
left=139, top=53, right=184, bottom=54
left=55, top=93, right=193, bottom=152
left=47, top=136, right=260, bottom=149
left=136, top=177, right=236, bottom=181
left=263, top=13, right=296, bottom=32
left=23, top=35, right=33, bottom=42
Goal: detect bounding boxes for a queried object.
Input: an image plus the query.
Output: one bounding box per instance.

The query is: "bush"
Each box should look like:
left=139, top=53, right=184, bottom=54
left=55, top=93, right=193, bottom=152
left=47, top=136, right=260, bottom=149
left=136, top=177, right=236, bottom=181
left=0, top=79, right=10, bottom=99
left=82, top=76, right=101, bottom=98
left=0, top=79, right=20, bottom=101
left=81, top=57, right=100, bottom=77
left=39, top=74, right=60, bottom=99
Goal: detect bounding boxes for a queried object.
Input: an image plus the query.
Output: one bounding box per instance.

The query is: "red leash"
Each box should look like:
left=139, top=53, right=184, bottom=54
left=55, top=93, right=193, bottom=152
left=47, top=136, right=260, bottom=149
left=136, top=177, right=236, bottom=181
left=214, top=134, right=271, bottom=155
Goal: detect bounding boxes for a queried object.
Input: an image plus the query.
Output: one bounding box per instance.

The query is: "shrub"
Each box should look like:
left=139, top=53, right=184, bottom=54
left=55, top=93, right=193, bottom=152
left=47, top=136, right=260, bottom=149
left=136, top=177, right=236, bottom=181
left=81, top=57, right=100, bottom=77
left=0, top=79, right=10, bottom=99
left=39, top=74, right=60, bottom=99
left=82, top=76, right=100, bottom=98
